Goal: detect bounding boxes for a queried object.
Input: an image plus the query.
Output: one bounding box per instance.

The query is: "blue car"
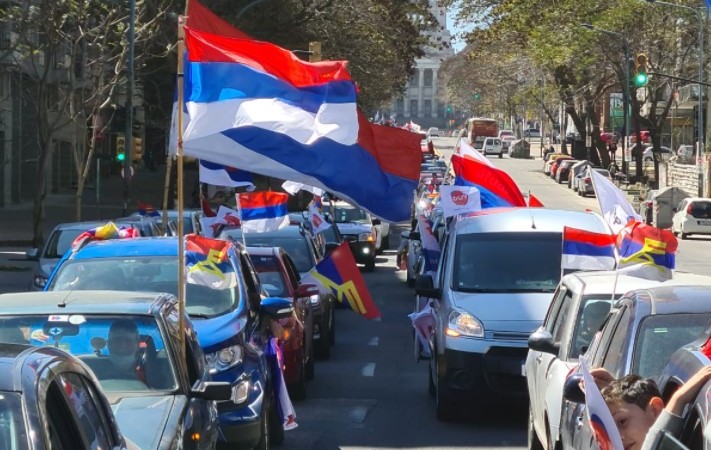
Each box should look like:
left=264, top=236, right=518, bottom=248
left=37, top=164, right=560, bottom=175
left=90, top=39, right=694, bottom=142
left=45, top=237, right=284, bottom=449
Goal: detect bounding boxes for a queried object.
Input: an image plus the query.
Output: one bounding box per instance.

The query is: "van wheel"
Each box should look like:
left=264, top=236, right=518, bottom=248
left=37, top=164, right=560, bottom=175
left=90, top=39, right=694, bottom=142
left=681, top=232, right=688, bottom=240
left=364, top=259, right=375, bottom=272
left=499, top=151, right=504, bottom=159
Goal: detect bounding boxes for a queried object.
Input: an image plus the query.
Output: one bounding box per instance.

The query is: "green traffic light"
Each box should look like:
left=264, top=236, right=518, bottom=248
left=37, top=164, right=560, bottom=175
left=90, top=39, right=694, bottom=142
left=634, top=72, right=648, bottom=87
left=116, top=152, right=126, bottom=162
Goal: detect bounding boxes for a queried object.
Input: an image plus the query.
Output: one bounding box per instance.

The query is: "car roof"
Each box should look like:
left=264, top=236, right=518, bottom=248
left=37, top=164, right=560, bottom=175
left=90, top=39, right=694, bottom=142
left=72, top=237, right=178, bottom=259
left=456, top=208, right=609, bottom=234
left=54, top=221, right=115, bottom=231
left=245, top=246, right=280, bottom=257
left=684, top=197, right=711, bottom=203
left=624, top=285, right=711, bottom=317
left=0, top=291, right=170, bottom=316
left=220, top=225, right=307, bottom=239
left=564, top=271, right=711, bottom=297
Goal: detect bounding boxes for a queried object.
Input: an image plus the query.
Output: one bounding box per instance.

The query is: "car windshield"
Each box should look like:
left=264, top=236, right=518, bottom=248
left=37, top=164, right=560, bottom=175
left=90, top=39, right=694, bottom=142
left=221, top=230, right=315, bottom=273
left=452, top=232, right=562, bottom=292
left=319, top=222, right=340, bottom=244
left=333, top=205, right=369, bottom=224
left=249, top=254, right=288, bottom=297
left=633, top=313, right=711, bottom=379
left=0, top=315, right=178, bottom=393
left=44, top=228, right=87, bottom=258
left=571, top=297, right=615, bottom=358
left=0, top=392, right=28, bottom=450
left=48, top=257, right=240, bottom=317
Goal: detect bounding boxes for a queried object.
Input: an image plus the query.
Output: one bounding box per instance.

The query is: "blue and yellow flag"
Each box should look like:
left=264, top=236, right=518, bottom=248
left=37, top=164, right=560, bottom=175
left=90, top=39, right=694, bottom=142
left=185, top=234, right=237, bottom=290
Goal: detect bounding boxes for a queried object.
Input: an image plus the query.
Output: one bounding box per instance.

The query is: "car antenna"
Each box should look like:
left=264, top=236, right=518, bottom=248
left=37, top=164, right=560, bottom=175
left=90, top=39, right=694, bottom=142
left=527, top=192, right=537, bottom=229
left=58, top=291, right=72, bottom=308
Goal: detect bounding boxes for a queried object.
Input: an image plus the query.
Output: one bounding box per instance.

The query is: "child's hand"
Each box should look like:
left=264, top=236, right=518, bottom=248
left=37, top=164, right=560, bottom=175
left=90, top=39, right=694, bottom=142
left=667, top=365, right=711, bottom=415
left=591, top=367, right=615, bottom=390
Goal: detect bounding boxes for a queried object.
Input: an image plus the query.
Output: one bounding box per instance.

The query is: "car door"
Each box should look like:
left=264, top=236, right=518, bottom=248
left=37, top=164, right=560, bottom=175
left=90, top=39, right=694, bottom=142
left=283, top=252, right=313, bottom=358
left=673, top=199, right=687, bottom=230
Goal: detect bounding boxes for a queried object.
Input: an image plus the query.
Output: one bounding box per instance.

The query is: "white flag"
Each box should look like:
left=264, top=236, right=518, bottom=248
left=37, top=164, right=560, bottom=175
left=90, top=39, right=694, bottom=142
left=281, top=181, right=325, bottom=197
left=308, top=203, right=332, bottom=234
left=590, top=169, right=641, bottom=234
left=456, top=139, right=494, bottom=167
left=439, top=185, right=482, bottom=218
left=580, top=357, right=624, bottom=450
left=216, top=205, right=242, bottom=227
left=199, top=217, right=221, bottom=238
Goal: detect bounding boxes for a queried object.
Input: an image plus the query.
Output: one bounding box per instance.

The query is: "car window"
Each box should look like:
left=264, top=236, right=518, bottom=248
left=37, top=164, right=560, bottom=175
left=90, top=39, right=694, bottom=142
left=250, top=254, right=288, bottom=297
left=48, top=257, right=240, bottom=318
left=571, top=297, right=615, bottom=359
left=56, top=373, right=113, bottom=450
left=333, top=205, right=369, bottom=224
left=551, top=293, right=574, bottom=344
left=46, top=379, right=85, bottom=449
left=591, top=306, right=623, bottom=368
left=0, top=315, right=179, bottom=393
left=44, top=228, right=86, bottom=258
left=281, top=253, right=301, bottom=288
left=600, top=307, right=632, bottom=377
left=633, top=313, right=711, bottom=379
left=543, top=286, right=569, bottom=332
left=0, top=392, right=28, bottom=450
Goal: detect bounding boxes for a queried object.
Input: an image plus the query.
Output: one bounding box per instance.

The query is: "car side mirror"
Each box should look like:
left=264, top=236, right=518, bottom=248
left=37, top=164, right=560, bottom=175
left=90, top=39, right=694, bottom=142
left=191, top=381, right=233, bottom=401
left=563, top=372, right=586, bottom=404
left=407, top=231, right=421, bottom=241
left=414, top=274, right=440, bottom=299
left=528, top=331, right=560, bottom=355
left=325, top=242, right=339, bottom=254
left=26, top=248, right=39, bottom=261
left=295, top=283, right=319, bottom=299
left=372, top=218, right=382, bottom=226
left=260, top=297, right=295, bottom=320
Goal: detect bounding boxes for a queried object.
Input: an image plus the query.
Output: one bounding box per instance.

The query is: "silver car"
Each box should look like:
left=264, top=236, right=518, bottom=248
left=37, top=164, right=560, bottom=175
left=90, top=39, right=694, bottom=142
left=414, top=208, right=609, bottom=421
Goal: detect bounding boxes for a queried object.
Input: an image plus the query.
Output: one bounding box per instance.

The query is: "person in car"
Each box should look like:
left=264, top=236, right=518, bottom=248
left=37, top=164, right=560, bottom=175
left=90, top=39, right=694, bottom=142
left=575, top=301, right=610, bottom=356
left=107, top=319, right=145, bottom=382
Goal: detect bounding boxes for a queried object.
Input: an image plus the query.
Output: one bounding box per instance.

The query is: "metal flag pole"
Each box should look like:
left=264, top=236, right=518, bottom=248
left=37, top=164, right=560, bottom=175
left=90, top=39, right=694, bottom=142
left=236, top=193, right=247, bottom=249
left=176, top=14, right=187, bottom=350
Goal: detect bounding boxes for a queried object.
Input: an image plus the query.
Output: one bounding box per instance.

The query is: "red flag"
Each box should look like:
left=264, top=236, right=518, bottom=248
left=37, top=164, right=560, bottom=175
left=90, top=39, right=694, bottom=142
left=529, top=192, right=544, bottom=207
left=452, top=155, right=527, bottom=208
left=303, top=242, right=381, bottom=320
left=186, top=0, right=251, bottom=38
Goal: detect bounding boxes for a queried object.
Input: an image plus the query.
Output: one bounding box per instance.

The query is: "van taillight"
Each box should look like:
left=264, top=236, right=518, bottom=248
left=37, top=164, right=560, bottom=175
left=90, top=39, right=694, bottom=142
left=687, top=204, right=694, bottom=215
left=584, top=177, right=591, bottom=183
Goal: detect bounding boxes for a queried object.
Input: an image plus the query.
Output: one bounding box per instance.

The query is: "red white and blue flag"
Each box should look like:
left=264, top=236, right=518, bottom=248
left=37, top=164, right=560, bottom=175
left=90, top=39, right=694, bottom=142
left=417, top=214, right=441, bottom=273
left=199, top=160, right=255, bottom=189
left=179, top=26, right=421, bottom=222
left=185, top=234, right=237, bottom=290
left=451, top=155, right=527, bottom=208
left=562, top=227, right=617, bottom=272
left=238, top=191, right=290, bottom=233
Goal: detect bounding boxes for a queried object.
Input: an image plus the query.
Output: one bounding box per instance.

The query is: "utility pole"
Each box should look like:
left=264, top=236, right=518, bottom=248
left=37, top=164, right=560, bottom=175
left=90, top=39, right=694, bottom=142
left=123, top=0, right=136, bottom=216
left=309, top=41, right=322, bottom=63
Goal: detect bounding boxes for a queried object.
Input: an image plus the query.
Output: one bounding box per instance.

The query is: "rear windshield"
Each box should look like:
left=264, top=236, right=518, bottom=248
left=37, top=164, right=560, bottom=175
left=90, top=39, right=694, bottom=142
left=633, top=313, right=711, bottom=379
left=689, top=201, right=711, bottom=218
left=44, top=229, right=86, bottom=258
left=221, top=230, right=315, bottom=273
left=452, top=232, right=562, bottom=293
left=250, top=254, right=288, bottom=297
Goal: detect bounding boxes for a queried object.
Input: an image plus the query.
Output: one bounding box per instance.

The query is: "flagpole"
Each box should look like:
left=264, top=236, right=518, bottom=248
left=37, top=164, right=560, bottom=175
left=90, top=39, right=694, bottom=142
left=236, top=193, right=247, bottom=249
left=176, top=15, right=187, bottom=351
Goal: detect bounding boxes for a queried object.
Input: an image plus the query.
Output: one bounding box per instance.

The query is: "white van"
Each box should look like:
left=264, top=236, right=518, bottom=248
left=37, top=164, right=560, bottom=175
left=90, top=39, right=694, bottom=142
left=482, top=137, right=503, bottom=158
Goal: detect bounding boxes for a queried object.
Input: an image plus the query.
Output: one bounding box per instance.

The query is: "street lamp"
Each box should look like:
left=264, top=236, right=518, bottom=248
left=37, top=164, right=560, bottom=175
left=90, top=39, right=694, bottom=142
left=581, top=24, right=631, bottom=175
left=645, top=0, right=704, bottom=196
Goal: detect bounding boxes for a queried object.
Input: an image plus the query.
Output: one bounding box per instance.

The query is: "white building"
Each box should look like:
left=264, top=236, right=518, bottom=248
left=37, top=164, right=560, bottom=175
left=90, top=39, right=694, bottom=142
left=389, top=1, right=453, bottom=128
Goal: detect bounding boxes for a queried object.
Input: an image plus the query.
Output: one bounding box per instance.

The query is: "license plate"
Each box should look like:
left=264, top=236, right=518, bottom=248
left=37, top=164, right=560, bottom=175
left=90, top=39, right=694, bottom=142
left=699, top=220, right=711, bottom=226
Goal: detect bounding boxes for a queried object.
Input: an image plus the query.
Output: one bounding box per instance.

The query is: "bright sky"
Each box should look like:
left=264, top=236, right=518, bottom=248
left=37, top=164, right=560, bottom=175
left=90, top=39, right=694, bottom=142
left=447, top=8, right=470, bottom=53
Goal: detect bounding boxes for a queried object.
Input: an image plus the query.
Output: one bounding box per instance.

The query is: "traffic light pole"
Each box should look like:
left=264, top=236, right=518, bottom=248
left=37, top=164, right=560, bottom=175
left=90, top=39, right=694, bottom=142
left=123, top=0, right=136, bottom=216
left=623, top=41, right=630, bottom=176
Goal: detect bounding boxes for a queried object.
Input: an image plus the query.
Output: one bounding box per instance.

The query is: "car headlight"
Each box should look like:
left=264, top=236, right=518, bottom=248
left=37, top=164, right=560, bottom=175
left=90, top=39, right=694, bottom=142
left=206, top=345, right=243, bottom=374
left=309, top=294, right=320, bottom=306
left=446, top=309, right=484, bottom=338
left=358, top=232, right=375, bottom=242
left=33, top=276, right=47, bottom=288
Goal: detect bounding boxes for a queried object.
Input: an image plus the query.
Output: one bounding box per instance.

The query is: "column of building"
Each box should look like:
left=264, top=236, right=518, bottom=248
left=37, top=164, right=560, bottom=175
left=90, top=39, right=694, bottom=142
left=432, top=69, right=439, bottom=118
left=417, top=68, right=425, bottom=117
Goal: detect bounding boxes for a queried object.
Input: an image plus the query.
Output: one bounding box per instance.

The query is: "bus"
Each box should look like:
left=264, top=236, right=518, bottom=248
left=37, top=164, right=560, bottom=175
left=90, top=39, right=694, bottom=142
left=467, top=117, right=499, bottom=150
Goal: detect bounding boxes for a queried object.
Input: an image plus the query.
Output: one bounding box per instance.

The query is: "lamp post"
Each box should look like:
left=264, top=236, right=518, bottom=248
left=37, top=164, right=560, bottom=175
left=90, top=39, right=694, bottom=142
left=645, top=0, right=704, bottom=196
left=581, top=24, right=631, bottom=175
left=123, top=0, right=136, bottom=216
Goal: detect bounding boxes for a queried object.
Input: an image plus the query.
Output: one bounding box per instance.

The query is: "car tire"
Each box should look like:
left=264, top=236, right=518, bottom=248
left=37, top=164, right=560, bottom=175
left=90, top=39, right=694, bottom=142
left=269, top=394, right=285, bottom=446
left=305, top=343, right=315, bottom=381
left=289, top=349, right=307, bottom=401
left=528, top=407, right=544, bottom=450
left=364, top=259, right=375, bottom=272
left=253, top=405, right=270, bottom=450
left=681, top=232, right=688, bottom=240
left=499, top=151, right=503, bottom=159
left=428, top=363, right=436, bottom=396
left=381, top=235, right=390, bottom=250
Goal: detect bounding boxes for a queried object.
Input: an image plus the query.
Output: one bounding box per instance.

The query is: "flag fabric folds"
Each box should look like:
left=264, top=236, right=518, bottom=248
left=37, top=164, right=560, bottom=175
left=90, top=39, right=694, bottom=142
left=590, top=169, right=641, bottom=234
left=265, top=337, right=298, bottom=430
left=308, top=202, right=331, bottom=235
left=72, top=222, right=139, bottom=248
left=238, top=191, right=289, bottom=233
left=456, top=139, right=494, bottom=167
left=561, top=227, right=617, bottom=272
left=302, top=242, right=381, bottom=319
left=616, top=221, right=678, bottom=281
left=528, top=192, right=544, bottom=207
left=281, top=181, right=324, bottom=197
left=199, top=160, right=255, bottom=189
left=580, top=357, right=625, bottom=450
left=417, top=214, right=441, bottom=273
left=439, top=185, right=482, bottom=218
left=451, top=154, right=527, bottom=208
left=185, top=234, right=238, bottom=289
left=180, top=26, right=421, bottom=222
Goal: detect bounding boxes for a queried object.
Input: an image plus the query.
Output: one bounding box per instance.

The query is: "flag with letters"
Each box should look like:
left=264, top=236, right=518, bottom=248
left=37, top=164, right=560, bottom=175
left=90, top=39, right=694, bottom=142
left=302, top=242, right=380, bottom=319
left=616, top=221, right=677, bottom=281
left=185, top=234, right=237, bottom=289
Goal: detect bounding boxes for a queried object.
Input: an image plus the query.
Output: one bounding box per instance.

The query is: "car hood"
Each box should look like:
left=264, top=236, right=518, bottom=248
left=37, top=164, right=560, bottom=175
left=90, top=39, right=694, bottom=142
left=335, top=222, right=371, bottom=234
left=450, top=290, right=552, bottom=332
left=192, top=313, right=247, bottom=353
left=109, top=395, right=185, bottom=450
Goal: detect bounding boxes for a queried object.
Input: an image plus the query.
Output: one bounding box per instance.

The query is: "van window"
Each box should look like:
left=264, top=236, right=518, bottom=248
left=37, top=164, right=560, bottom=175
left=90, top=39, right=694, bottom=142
left=452, top=232, right=562, bottom=293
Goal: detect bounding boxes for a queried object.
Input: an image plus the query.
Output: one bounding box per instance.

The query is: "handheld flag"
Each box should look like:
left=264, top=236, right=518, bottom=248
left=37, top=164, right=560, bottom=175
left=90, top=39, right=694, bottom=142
left=216, top=205, right=241, bottom=227
left=302, top=242, right=381, bottom=319
left=237, top=191, right=289, bottom=233
left=439, top=185, right=482, bottom=218
left=590, top=169, right=641, bottom=234
left=136, top=202, right=160, bottom=217
left=282, top=181, right=324, bottom=197
left=456, top=139, right=494, bottom=167
left=185, top=234, right=238, bottom=289
left=616, top=221, right=677, bottom=281
left=265, top=337, right=298, bottom=430
left=180, top=27, right=421, bottom=222
left=408, top=302, right=435, bottom=359
left=308, top=202, right=331, bottom=234
left=417, top=214, right=441, bottom=273
left=71, top=222, right=139, bottom=248
left=580, top=357, right=624, bottom=450
left=562, top=227, right=617, bottom=272
left=528, top=192, right=544, bottom=207
left=199, top=160, right=255, bottom=189
left=199, top=216, right=222, bottom=238
left=451, top=155, right=527, bottom=208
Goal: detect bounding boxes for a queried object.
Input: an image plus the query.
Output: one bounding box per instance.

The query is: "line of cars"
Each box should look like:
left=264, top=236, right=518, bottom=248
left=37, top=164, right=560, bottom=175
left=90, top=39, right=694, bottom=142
left=543, top=153, right=613, bottom=197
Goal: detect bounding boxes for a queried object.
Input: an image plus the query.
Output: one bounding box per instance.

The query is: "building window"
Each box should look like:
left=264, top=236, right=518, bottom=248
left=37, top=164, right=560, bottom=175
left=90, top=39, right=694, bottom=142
left=396, top=99, right=404, bottom=116
left=410, top=100, right=419, bottom=117
left=409, top=71, right=419, bottom=87
left=424, top=69, right=433, bottom=87
left=424, top=100, right=432, bottom=117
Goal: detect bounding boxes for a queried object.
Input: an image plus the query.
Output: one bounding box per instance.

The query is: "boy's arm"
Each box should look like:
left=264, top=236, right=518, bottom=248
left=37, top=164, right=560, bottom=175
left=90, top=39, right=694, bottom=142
left=640, top=411, right=684, bottom=450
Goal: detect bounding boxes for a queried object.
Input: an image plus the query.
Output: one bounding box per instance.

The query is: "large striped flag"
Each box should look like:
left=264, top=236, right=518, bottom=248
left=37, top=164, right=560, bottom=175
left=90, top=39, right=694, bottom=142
left=451, top=154, right=527, bottom=208
left=562, top=227, right=617, bottom=272
left=237, top=191, right=289, bottom=233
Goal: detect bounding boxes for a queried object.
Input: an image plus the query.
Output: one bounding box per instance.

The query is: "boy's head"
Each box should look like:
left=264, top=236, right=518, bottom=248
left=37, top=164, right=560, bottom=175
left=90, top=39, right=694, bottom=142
left=601, top=375, right=664, bottom=450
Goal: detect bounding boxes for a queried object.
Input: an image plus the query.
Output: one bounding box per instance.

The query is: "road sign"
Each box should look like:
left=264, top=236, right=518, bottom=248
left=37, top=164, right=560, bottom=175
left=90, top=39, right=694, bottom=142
left=120, top=165, right=135, bottom=180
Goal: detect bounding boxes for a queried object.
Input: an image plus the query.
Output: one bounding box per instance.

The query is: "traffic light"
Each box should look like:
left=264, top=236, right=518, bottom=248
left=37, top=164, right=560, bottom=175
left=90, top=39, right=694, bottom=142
left=634, top=53, right=649, bottom=88
left=132, top=137, right=143, bottom=162
left=473, top=93, right=481, bottom=101
left=115, top=135, right=126, bottom=162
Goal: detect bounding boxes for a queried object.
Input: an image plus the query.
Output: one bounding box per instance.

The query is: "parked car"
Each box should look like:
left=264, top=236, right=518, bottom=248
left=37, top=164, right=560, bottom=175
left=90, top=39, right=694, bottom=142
left=0, top=343, right=130, bottom=450
left=218, top=225, right=336, bottom=359
left=427, top=127, right=442, bottom=137
left=45, top=237, right=281, bottom=449
left=0, top=290, right=237, bottom=450
left=26, top=219, right=158, bottom=291
left=643, top=146, right=674, bottom=162
left=676, top=145, right=696, bottom=164
left=498, top=129, right=515, bottom=139
left=525, top=128, right=542, bottom=138
left=414, top=208, right=609, bottom=421
left=638, top=189, right=659, bottom=224
left=555, top=159, right=579, bottom=184
left=543, top=153, right=567, bottom=175
left=247, top=246, right=318, bottom=399
left=561, top=285, right=711, bottom=450
left=569, top=161, right=592, bottom=191
left=578, top=168, right=611, bottom=197
left=671, top=197, right=711, bottom=239
left=482, top=137, right=504, bottom=158
left=502, top=135, right=516, bottom=151
left=550, top=156, right=575, bottom=179
left=527, top=271, right=711, bottom=450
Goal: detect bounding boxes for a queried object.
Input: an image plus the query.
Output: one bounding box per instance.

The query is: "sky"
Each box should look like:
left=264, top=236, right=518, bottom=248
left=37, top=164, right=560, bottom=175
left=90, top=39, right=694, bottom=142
left=447, top=7, right=470, bottom=53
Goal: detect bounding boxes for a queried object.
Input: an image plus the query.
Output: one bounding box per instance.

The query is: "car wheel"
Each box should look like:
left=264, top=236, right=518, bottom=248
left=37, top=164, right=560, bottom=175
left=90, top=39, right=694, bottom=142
left=364, top=259, right=375, bottom=272
left=499, top=151, right=503, bottom=159
left=253, top=404, right=270, bottom=450
left=681, top=232, right=688, bottom=240
left=268, top=394, right=285, bottom=446
left=435, top=372, right=457, bottom=421
left=381, top=235, right=390, bottom=250
left=528, top=407, right=544, bottom=450
left=305, top=341, right=315, bottom=381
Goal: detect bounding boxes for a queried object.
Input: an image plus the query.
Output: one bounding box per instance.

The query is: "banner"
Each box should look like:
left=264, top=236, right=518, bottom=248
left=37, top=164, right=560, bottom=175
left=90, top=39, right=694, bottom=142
left=439, top=185, right=482, bottom=218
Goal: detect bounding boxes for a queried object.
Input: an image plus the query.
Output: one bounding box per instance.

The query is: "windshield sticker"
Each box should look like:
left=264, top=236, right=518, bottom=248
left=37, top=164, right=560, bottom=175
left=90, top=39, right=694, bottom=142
left=48, top=315, right=69, bottom=322
left=30, top=329, right=49, bottom=342
left=68, top=315, right=86, bottom=325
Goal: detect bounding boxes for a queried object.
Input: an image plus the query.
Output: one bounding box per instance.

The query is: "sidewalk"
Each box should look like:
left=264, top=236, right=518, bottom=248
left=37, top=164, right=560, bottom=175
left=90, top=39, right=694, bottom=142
left=0, top=164, right=199, bottom=247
